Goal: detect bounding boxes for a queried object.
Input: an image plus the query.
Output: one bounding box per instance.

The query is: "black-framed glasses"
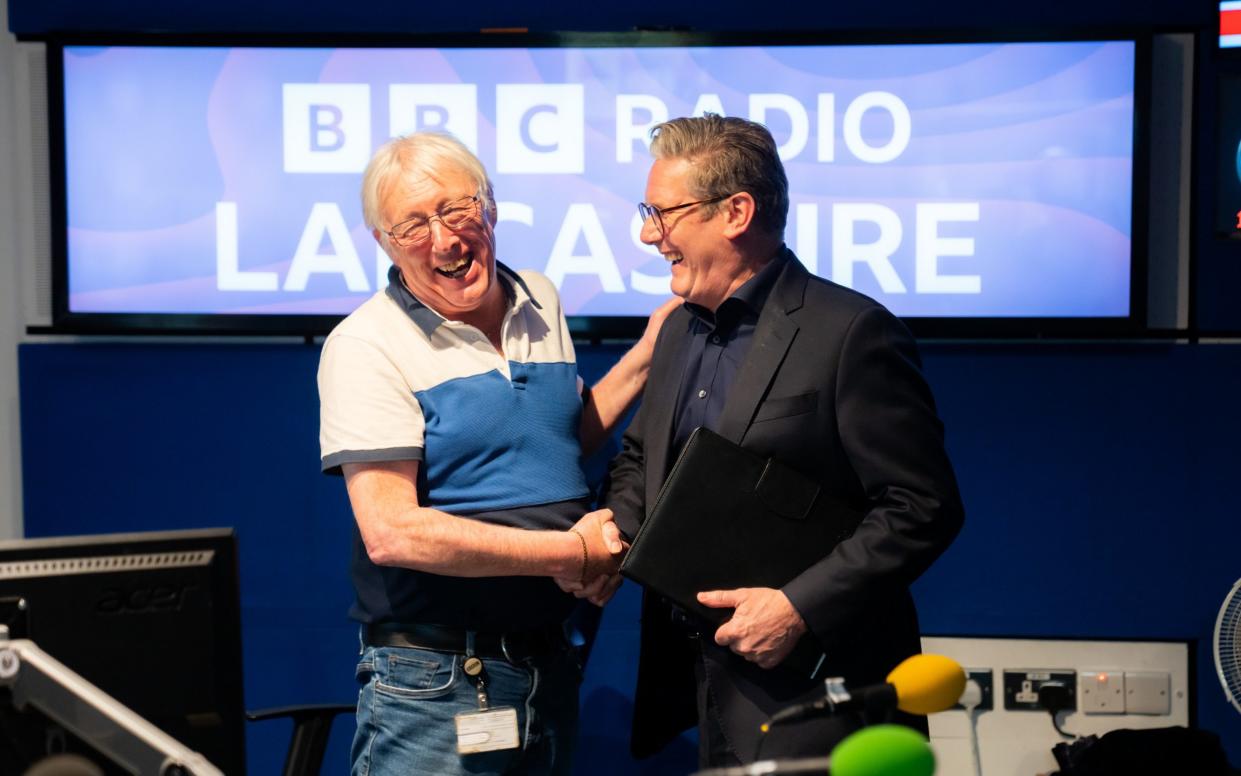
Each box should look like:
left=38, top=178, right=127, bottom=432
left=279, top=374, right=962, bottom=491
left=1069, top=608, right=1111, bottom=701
left=385, top=194, right=482, bottom=247
left=637, top=194, right=731, bottom=238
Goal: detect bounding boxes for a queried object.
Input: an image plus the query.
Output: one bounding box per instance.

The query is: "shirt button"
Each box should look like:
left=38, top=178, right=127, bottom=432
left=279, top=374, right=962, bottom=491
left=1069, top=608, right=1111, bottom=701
left=698, top=389, right=707, bottom=399
left=711, top=335, right=722, bottom=344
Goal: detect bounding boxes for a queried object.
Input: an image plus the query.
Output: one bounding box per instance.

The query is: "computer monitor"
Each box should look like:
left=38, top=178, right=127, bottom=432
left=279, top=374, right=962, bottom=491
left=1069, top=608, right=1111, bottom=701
left=0, top=528, right=245, bottom=774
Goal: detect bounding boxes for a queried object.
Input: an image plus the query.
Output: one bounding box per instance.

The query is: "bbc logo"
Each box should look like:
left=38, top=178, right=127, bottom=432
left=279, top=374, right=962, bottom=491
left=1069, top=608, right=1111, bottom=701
left=282, top=83, right=585, bottom=174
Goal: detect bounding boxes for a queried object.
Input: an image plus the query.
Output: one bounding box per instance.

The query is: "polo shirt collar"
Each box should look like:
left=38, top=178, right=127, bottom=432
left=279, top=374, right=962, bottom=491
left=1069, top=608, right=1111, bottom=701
left=384, top=261, right=541, bottom=337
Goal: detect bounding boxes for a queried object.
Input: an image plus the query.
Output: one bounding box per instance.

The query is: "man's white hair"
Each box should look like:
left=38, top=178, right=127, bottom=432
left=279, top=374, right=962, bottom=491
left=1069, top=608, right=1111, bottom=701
left=360, top=132, right=496, bottom=231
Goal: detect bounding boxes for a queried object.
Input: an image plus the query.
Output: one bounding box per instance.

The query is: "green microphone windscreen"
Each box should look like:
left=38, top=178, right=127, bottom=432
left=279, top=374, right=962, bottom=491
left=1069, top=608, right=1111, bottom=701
left=829, top=724, right=935, bottom=776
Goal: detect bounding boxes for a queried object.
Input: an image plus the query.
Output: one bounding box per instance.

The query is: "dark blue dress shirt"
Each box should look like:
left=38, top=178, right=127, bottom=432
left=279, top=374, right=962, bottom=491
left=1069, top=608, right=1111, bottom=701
left=670, top=251, right=787, bottom=455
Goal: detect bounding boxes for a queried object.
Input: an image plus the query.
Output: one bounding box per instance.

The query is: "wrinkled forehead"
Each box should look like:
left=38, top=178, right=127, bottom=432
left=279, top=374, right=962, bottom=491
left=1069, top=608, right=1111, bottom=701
left=645, top=156, right=699, bottom=204
left=381, top=162, right=476, bottom=218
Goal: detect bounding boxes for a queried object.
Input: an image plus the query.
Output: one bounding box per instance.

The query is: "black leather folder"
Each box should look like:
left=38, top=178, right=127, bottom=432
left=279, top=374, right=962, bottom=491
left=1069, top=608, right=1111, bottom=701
left=620, top=427, right=865, bottom=627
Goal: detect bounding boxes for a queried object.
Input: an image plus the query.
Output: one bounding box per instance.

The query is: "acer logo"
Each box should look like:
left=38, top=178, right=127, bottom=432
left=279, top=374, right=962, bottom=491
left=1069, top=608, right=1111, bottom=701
left=96, top=584, right=196, bottom=615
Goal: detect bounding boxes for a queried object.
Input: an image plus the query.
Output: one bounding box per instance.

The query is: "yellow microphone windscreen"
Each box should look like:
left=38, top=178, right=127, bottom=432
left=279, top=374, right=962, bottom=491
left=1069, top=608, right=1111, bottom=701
left=886, top=653, right=967, bottom=715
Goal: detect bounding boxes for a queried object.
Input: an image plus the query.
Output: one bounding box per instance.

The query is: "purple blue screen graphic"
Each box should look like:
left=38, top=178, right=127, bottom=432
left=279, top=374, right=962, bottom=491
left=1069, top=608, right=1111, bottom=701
left=63, top=42, right=1134, bottom=317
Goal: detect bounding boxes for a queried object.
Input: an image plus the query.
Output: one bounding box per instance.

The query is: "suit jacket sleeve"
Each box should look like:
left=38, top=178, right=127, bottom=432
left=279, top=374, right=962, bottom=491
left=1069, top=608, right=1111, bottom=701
left=601, top=305, right=691, bottom=541
left=601, top=395, right=647, bottom=542
left=780, top=303, right=963, bottom=646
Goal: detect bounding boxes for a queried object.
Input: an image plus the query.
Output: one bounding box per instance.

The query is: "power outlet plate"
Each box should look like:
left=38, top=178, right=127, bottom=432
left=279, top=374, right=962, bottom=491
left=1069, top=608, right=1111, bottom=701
left=1002, top=669, right=1077, bottom=711
left=954, top=668, right=994, bottom=711
left=1124, top=671, right=1172, bottom=715
left=1080, top=668, right=1125, bottom=714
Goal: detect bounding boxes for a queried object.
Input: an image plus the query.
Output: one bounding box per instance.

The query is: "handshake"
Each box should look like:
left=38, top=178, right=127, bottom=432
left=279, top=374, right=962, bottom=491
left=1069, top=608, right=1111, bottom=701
left=555, top=508, right=628, bottom=607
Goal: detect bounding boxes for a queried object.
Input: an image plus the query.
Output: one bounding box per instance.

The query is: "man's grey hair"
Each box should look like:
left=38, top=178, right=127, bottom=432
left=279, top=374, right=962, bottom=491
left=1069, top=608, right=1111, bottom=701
left=360, top=132, right=496, bottom=231
left=649, top=114, right=789, bottom=236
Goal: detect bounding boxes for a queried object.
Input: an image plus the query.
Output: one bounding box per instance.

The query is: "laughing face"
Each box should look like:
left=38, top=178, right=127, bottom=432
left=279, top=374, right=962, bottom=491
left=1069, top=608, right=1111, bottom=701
left=375, top=164, right=500, bottom=321
left=640, top=157, right=747, bottom=311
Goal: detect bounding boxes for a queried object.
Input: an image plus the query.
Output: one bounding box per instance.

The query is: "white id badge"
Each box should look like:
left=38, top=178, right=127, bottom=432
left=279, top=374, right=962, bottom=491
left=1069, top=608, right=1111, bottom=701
left=454, top=706, right=520, bottom=754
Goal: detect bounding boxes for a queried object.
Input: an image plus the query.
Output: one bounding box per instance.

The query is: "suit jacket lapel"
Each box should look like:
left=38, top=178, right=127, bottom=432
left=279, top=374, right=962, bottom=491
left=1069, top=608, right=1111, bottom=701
left=716, top=252, right=808, bottom=445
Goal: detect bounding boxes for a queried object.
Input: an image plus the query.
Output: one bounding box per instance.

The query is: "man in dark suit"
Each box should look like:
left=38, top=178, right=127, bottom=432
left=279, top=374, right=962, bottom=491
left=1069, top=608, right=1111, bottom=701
left=598, top=115, right=964, bottom=767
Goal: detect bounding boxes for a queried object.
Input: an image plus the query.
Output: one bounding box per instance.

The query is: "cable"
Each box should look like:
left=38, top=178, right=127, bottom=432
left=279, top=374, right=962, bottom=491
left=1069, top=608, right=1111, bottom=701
left=957, top=678, right=984, bottom=776
left=1037, top=682, right=1078, bottom=740
left=1049, top=713, right=1077, bottom=740
left=967, top=707, right=984, bottom=776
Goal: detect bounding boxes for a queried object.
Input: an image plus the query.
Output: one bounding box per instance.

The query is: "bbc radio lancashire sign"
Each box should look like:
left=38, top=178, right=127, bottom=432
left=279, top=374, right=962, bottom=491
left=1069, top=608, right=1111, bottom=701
left=63, top=43, right=1135, bottom=318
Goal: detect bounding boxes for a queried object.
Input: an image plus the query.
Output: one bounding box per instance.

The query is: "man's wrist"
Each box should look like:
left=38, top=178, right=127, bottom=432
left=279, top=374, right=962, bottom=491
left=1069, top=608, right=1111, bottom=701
left=788, top=614, right=808, bottom=639
left=780, top=590, right=810, bottom=638
left=616, top=336, right=654, bottom=378
left=550, top=530, right=583, bottom=578
left=568, top=528, right=588, bottom=583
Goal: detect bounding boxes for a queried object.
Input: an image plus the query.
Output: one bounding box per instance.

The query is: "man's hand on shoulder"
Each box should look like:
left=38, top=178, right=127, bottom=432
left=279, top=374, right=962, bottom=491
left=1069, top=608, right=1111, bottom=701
left=698, top=587, right=808, bottom=669
left=638, top=297, right=682, bottom=353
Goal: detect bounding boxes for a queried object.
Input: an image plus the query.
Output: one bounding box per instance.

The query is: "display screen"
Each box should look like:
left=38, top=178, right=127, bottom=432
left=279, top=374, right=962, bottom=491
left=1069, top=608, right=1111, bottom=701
left=56, top=38, right=1137, bottom=330
left=1224, top=2, right=1241, bottom=48
left=1219, top=72, right=1241, bottom=237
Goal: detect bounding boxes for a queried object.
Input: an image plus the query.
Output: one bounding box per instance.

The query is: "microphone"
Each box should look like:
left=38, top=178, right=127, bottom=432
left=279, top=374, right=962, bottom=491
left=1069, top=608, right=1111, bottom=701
left=693, top=724, right=934, bottom=776
left=762, top=653, right=965, bottom=731
left=829, top=724, right=936, bottom=776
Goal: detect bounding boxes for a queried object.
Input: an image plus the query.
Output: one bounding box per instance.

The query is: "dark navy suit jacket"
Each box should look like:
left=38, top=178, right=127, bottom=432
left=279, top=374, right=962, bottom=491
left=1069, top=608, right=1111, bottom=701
left=602, top=248, right=964, bottom=760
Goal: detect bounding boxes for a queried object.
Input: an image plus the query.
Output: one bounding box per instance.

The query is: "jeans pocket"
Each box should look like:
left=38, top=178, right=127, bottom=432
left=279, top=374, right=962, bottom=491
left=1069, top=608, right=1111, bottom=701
left=373, top=648, right=461, bottom=699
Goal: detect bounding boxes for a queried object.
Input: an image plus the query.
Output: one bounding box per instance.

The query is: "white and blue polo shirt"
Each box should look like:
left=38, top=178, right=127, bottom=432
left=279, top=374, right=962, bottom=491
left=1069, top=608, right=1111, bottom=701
left=318, top=263, right=590, bottom=629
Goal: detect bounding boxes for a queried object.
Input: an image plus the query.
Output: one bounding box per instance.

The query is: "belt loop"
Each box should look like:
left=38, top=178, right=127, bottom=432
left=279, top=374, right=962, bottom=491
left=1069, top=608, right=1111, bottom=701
left=501, top=633, right=515, bottom=664
left=465, top=630, right=477, bottom=659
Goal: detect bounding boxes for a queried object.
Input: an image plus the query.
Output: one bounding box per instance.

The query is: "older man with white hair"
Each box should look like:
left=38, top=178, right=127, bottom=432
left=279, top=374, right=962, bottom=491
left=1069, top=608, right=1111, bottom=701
left=319, top=132, right=671, bottom=776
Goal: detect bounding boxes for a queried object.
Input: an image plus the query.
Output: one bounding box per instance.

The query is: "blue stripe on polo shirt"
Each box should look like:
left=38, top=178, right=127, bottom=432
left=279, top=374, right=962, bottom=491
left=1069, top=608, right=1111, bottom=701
left=415, top=360, right=588, bottom=514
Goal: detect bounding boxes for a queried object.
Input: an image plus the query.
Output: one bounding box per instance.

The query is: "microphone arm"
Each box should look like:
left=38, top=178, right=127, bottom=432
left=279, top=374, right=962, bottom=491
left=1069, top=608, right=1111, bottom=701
left=694, top=756, right=833, bottom=775
left=763, top=653, right=967, bottom=733
left=694, top=754, right=828, bottom=769
left=763, top=676, right=899, bottom=730
left=700, top=723, right=937, bottom=776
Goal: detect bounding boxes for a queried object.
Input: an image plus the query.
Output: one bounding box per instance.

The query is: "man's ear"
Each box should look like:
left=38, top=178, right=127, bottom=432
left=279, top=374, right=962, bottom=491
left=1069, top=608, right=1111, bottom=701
left=373, top=228, right=397, bottom=264
left=720, top=192, right=757, bottom=239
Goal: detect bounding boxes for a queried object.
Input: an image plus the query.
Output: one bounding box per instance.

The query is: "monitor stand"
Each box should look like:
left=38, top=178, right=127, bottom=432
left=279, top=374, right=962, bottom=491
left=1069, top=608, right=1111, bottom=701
left=0, top=625, right=223, bottom=776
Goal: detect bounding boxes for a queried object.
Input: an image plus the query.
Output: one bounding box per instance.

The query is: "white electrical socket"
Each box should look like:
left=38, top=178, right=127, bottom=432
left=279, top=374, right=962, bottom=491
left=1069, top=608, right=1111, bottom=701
left=1079, top=668, right=1125, bottom=714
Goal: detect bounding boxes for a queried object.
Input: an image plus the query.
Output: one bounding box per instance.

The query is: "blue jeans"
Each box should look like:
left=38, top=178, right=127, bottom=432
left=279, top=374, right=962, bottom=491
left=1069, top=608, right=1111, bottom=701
left=351, top=639, right=580, bottom=776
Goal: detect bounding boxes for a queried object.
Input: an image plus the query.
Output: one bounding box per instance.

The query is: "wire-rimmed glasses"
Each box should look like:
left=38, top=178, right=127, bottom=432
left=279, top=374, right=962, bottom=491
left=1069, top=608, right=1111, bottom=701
left=385, top=194, right=482, bottom=247
left=636, top=194, right=731, bottom=238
